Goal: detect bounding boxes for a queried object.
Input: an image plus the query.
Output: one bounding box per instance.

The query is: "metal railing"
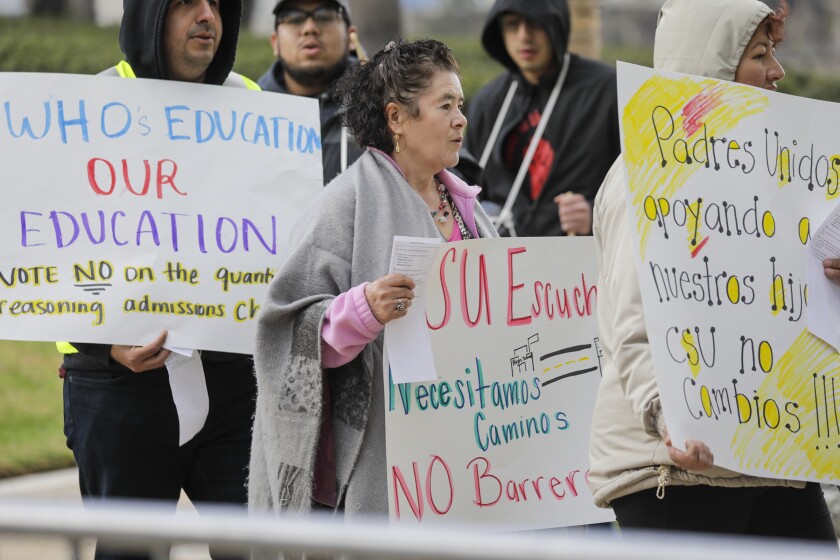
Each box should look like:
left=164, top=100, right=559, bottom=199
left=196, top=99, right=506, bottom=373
left=0, top=498, right=837, bottom=560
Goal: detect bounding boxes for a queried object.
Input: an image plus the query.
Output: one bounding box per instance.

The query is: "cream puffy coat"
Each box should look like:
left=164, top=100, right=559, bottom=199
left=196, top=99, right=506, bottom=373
left=588, top=0, right=803, bottom=508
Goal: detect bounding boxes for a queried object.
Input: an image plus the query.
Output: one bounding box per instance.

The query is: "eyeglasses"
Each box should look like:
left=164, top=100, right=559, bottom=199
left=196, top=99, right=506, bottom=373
left=276, top=6, right=345, bottom=28
left=499, top=14, right=539, bottom=33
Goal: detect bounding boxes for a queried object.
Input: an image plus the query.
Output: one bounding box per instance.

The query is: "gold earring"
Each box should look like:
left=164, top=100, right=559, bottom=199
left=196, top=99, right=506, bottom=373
left=394, top=133, right=401, bottom=153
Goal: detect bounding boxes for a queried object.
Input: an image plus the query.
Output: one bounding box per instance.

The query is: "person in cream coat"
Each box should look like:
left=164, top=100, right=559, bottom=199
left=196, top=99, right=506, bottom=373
left=588, top=0, right=837, bottom=542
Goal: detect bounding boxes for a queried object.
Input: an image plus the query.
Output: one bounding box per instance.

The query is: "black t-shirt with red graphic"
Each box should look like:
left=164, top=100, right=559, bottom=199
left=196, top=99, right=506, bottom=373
left=503, top=103, right=556, bottom=202
left=461, top=54, right=621, bottom=237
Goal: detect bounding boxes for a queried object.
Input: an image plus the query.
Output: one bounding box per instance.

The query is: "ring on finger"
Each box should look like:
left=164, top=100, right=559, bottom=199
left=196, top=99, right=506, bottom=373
left=395, top=298, right=407, bottom=312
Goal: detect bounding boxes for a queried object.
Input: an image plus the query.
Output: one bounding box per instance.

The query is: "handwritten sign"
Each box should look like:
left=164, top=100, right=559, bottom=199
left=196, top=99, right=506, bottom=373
left=618, top=62, right=840, bottom=482
left=384, top=237, right=613, bottom=529
left=0, top=72, right=322, bottom=354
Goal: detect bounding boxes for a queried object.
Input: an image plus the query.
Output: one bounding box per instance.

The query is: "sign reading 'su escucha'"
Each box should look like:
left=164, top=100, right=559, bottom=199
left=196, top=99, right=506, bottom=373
left=0, top=73, right=321, bottom=354
left=385, top=237, right=614, bottom=529
left=618, top=62, right=840, bottom=482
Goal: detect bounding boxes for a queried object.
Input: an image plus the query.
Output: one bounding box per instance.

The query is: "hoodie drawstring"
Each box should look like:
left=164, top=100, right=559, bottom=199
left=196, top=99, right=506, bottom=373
left=656, top=465, right=671, bottom=499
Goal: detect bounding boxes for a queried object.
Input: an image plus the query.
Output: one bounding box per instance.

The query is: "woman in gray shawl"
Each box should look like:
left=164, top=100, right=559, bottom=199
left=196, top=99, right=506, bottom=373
left=249, top=39, right=496, bottom=519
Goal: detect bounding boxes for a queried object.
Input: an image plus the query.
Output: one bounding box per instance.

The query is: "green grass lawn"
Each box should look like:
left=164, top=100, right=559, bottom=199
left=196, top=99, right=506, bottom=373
left=0, top=340, right=75, bottom=478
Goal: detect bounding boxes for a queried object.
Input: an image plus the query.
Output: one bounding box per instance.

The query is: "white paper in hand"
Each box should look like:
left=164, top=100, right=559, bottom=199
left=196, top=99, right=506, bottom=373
left=385, top=236, right=441, bottom=383
left=807, top=205, right=840, bottom=352
left=165, top=348, right=209, bottom=446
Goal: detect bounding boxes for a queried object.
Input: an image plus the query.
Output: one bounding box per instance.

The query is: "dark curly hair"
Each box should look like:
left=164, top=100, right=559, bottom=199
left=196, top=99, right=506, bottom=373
left=333, top=38, right=460, bottom=153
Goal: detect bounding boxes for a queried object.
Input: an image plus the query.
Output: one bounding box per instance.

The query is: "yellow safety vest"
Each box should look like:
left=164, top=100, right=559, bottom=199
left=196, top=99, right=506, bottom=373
left=115, top=60, right=261, bottom=90
left=56, top=341, right=78, bottom=354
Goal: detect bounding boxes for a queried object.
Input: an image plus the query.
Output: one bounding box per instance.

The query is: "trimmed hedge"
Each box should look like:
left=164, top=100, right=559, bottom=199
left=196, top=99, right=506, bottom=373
left=0, top=17, right=121, bottom=74
left=0, top=17, right=276, bottom=81
left=1, top=17, right=837, bottom=104
left=0, top=17, right=501, bottom=102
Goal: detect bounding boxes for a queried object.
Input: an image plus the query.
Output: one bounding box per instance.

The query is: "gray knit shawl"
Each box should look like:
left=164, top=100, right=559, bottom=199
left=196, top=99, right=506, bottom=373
left=248, top=150, right=496, bottom=518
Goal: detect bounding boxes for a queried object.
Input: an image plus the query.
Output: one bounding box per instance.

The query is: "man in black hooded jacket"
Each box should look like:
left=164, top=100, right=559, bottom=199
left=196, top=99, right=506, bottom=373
left=463, top=0, right=620, bottom=237
left=59, top=2, right=258, bottom=559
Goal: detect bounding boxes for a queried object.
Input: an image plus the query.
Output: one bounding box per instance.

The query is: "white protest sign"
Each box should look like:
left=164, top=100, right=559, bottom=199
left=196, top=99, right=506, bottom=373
left=0, top=72, right=322, bottom=354
left=617, top=62, right=840, bottom=482
left=384, top=237, right=613, bottom=529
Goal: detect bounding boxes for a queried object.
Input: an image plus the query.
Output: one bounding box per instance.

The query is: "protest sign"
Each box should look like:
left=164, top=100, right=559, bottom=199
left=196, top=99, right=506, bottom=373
left=0, top=73, right=321, bottom=354
left=384, top=237, right=613, bottom=529
left=618, top=62, right=840, bottom=481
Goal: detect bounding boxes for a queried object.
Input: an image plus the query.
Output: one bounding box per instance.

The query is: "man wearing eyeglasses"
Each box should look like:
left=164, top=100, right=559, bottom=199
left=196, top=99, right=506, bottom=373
left=258, top=0, right=364, bottom=184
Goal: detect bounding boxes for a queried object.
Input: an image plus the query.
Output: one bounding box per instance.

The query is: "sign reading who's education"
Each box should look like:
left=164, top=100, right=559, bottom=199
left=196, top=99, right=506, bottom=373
left=0, top=73, right=322, bottom=354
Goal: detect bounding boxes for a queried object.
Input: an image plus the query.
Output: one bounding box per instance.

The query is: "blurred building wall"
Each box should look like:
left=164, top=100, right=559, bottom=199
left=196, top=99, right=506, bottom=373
left=92, top=0, right=118, bottom=26
left=568, top=0, right=601, bottom=59
left=0, top=0, right=26, bottom=16
left=347, top=0, right=402, bottom=56
left=249, top=0, right=276, bottom=37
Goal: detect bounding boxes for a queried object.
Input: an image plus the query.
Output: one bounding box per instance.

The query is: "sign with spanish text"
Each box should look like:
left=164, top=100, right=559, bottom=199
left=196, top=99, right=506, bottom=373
left=384, top=237, right=613, bottom=529
left=0, top=73, right=321, bottom=354
left=618, top=62, right=840, bottom=482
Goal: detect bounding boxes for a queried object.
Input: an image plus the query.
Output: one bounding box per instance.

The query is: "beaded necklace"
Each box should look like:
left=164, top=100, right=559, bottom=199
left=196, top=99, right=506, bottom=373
left=430, top=175, right=473, bottom=240
left=446, top=189, right=474, bottom=240
left=430, top=176, right=450, bottom=224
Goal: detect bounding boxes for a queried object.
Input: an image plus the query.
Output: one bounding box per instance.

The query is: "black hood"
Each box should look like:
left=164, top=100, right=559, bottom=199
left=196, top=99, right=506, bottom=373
left=119, top=0, right=241, bottom=85
left=481, top=0, right=570, bottom=74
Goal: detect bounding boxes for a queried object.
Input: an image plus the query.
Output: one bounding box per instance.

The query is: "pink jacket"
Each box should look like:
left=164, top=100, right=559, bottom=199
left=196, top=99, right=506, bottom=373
left=321, top=156, right=482, bottom=368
